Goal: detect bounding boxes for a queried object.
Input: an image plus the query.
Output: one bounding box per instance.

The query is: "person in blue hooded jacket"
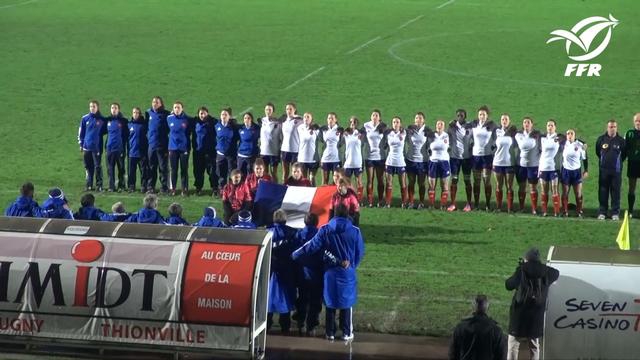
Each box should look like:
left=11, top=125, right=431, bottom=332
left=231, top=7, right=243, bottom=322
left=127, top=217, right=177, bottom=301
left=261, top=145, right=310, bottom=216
left=292, top=203, right=365, bottom=341
left=167, top=101, right=194, bottom=196
left=100, top=202, right=131, bottom=222
left=40, top=188, right=74, bottom=220
left=78, top=100, right=107, bottom=191
left=193, top=106, right=217, bottom=196
left=74, top=193, right=105, bottom=220
left=128, top=107, right=149, bottom=193
left=267, top=209, right=299, bottom=334
left=193, top=207, right=226, bottom=227
left=237, top=112, right=260, bottom=177
left=126, top=194, right=165, bottom=224
left=105, top=103, right=129, bottom=192
left=215, top=108, right=239, bottom=193
left=4, top=182, right=44, bottom=217
left=166, top=202, right=189, bottom=225
left=146, top=96, right=170, bottom=194
left=232, top=210, right=257, bottom=229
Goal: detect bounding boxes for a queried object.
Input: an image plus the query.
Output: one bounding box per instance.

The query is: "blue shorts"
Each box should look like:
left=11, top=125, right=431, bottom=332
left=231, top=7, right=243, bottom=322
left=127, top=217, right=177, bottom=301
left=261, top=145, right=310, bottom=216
left=516, top=166, right=539, bottom=183
left=406, top=159, right=427, bottom=175
left=450, top=158, right=472, bottom=177
left=281, top=151, right=298, bottom=163
left=300, top=162, right=319, bottom=171
left=472, top=155, right=494, bottom=171
left=344, top=168, right=363, bottom=177
left=366, top=159, right=385, bottom=168
left=428, top=160, right=451, bottom=178
left=261, top=155, right=280, bottom=166
left=321, top=162, right=341, bottom=171
left=561, top=168, right=582, bottom=185
left=539, top=170, right=558, bottom=182
left=493, top=165, right=514, bottom=174
left=385, top=165, right=406, bottom=175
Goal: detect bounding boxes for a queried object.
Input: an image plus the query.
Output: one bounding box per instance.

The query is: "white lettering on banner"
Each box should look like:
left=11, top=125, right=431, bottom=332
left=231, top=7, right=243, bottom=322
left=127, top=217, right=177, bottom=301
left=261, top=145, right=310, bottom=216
left=200, top=251, right=241, bottom=261
left=203, top=273, right=229, bottom=284
left=0, top=317, right=44, bottom=333
left=100, top=323, right=206, bottom=343
left=197, top=298, right=232, bottom=310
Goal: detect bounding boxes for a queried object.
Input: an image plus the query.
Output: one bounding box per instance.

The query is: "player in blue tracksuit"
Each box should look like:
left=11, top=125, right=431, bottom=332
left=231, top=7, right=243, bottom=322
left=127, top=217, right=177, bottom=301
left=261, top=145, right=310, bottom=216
left=74, top=193, right=105, bottom=220
left=105, top=103, right=129, bottom=192
left=146, top=96, right=170, bottom=193
left=166, top=202, right=189, bottom=225
left=167, top=101, right=194, bottom=196
left=292, top=204, right=365, bottom=341
left=215, top=108, right=239, bottom=192
left=4, top=182, right=44, bottom=217
left=40, top=188, right=74, bottom=220
left=126, top=194, right=165, bottom=224
left=99, top=202, right=131, bottom=222
left=193, top=106, right=217, bottom=195
left=267, top=209, right=299, bottom=334
left=292, top=214, right=323, bottom=336
left=232, top=210, right=257, bottom=229
left=193, top=207, right=226, bottom=227
left=128, top=107, right=149, bottom=192
left=237, top=112, right=261, bottom=177
left=78, top=100, right=107, bottom=191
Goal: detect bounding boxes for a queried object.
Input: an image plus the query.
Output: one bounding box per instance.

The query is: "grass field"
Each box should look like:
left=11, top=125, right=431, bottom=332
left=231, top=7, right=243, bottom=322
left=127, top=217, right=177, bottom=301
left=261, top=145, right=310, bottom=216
left=1, top=0, right=640, bottom=336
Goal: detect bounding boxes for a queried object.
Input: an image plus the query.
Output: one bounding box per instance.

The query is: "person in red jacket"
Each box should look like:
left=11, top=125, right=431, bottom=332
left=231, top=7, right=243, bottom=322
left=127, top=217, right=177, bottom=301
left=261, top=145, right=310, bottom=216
left=330, top=178, right=360, bottom=225
left=222, top=169, right=252, bottom=225
left=285, top=162, right=312, bottom=187
left=243, top=158, right=273, bottom=198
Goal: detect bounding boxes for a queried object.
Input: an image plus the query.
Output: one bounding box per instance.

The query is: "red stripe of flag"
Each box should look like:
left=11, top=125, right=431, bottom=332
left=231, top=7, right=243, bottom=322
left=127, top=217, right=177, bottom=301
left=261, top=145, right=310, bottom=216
left=310, top=186, right=335, bottom=227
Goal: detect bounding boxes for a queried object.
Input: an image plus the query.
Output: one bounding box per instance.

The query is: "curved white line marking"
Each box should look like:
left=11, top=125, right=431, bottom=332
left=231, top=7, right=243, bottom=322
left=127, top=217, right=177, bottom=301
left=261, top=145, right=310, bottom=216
left=0, top=0, right=39, bottom=10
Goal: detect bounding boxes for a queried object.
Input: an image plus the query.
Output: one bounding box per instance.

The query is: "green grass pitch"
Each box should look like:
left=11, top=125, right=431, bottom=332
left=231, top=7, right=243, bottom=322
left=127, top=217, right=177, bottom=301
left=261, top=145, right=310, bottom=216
left=1, top=0, right=639, bottom=336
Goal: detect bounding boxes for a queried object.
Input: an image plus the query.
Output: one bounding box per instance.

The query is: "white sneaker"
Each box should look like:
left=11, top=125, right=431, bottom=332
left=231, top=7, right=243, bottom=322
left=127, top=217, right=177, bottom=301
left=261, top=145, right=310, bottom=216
left=612, top=215, right=620, bottom=221
left=341, top=333, right=354, bottom=341
left=325, top=335, right=335, bottom=341
left=597, top=214, right=606, bottom=220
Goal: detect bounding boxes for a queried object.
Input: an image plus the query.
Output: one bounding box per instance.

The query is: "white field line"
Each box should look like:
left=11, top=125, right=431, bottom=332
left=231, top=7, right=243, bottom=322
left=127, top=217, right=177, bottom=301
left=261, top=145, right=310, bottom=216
left=381, top=296, right=405, bottom=330
left=0, top=0, right=38, bottom=10
left=360, top=294, right=511, bottom=306
left=283, top=66, right=326, bottom=90
left=238, top=107, right=253, bottom=115
left=397, top=15, right=425, bottom=30
left=359, top=267, right=509, bottom=278
left=345, top=36, right=382, bottom=55
left=435, top=0, right=456, bottom=9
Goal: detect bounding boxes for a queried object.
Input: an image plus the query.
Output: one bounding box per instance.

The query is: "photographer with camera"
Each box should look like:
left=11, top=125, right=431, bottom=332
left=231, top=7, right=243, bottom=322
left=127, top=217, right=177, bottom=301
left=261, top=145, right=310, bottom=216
left=505, top=248, right=559, bottom=360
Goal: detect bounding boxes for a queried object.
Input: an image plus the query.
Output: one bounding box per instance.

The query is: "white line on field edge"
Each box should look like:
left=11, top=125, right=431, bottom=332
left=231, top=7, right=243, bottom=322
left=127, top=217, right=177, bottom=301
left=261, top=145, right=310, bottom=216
left=435, top=0, right=456, bottom=9
left=397, top=15, right=424, bottom=30
left=238, top=107, right=253, bottom=115
left=346, top=36, right=382, bottom=55
left=0, top=0, right=38, bottom=10
left=359, top=267, right=509, bottom=278
left=283, top=66, right=326, bottom=90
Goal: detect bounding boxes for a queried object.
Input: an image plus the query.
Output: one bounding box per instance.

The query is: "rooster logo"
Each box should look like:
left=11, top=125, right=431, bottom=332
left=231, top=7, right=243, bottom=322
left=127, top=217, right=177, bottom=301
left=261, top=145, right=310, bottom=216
left=547, top=14, right=619, bottom=62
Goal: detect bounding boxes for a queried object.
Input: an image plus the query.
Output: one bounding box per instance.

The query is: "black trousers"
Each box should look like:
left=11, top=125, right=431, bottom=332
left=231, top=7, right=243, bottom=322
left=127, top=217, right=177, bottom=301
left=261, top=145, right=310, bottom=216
left=325, top=307, right=352, bottom=337
left=295, top=276, right=324, bottom=330
left=147, top=148, right=169, bottom=192
left=598, top=169, right=622, bottom=215
left=107, top=151, right=126, bottom=190
left=83, top=150, right=103, bottom=188
left=267, top=312, right=291, bottom=333
left=169, top=150, right=189, bottom=191
left=193, top=150, right=217, bottom=190
left=216, top=154, right=237, bottom=190
left=128, top=156, right=149, bottom=191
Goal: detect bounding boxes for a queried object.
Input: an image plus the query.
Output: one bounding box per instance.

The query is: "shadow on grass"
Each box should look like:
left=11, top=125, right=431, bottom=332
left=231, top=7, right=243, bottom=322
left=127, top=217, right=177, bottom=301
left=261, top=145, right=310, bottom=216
left=360, top=223, right=483, bottom=245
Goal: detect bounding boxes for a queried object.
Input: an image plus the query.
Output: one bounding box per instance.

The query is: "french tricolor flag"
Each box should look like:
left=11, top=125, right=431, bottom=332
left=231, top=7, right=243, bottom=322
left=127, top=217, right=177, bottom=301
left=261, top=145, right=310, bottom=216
left=254, top=181, right=334, bottom=228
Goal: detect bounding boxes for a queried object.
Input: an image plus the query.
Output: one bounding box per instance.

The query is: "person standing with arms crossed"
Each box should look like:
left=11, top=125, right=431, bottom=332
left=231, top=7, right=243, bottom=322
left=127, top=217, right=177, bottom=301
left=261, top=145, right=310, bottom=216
left=596, top=119, right=626, bottom=220
left=624, top=112, right=640, bottom=218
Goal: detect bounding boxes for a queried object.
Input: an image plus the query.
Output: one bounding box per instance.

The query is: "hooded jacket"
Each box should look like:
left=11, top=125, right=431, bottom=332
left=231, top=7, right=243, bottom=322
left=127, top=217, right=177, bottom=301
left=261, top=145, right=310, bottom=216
left=193, top=207, right=226, bottom=227
left=74, top=206, right=105, bottom=221
left=41, top=197, right=74, bottom=220
left=106, top=113, right=129, bottom=153
left=4, top=196, right=43, bottom=217
left=146, top=107, right=170, bottom=151
left=267, top=222, right=299, bottom=313
left=78, top=112, right=106, bottom=152
left=127, top=208, right=165, bottom=224
left=166, top=215, right=189, bottom=225
left=167, top=112, right=193, bottom=152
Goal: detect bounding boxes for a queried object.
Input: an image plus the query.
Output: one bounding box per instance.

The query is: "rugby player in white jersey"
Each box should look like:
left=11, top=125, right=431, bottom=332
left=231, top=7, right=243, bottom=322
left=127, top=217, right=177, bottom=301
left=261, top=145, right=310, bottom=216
left=514, top=117, right=541, bottom=214
left=320, top=112, right=343, bottom=185
left=363, top=110, right=387, bottom=207
left=427, top=119, right=451, bottom=209
left=280, top=102, right=303, bottom=183
left=405, top=112, right=429, bottom=209
left=384, top=116, right=408, bottom=208
left=538, top=120, right=563, bottom=217
left=561, top=129, right=588, bottom=217
left=259, top=102, right=282, bottom=183
left=447, top=109, right=474, bottom=212
left=296, top=112, right=320, bottom=185
left=343, top=116, right=364, bottom=203
left=492, top=114, right=518, bottom=212
left=469, top=105, right=497, bottom=211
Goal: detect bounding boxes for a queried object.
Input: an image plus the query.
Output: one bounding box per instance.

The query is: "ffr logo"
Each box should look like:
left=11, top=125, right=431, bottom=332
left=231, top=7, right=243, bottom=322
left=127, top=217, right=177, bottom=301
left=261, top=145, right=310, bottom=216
left=546, top=14, right=619, bottom=77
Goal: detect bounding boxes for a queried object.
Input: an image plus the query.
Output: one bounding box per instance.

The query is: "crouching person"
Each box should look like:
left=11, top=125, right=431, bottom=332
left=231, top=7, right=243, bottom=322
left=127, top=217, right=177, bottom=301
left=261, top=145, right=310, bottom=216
left=75, top=193, right=105, bottom=220
left=100, top=202, right=130, bottom=222
left=126, top=194, right=165, bottom=224
left=292, top=204, right=365, bottom=342
left=40, top=188, right=74, bottom=220
left=193, top=207, right=226, bottom=227
left=222, top=169, right=252, bottom=225
left=267, top=209, right=298, bottom=334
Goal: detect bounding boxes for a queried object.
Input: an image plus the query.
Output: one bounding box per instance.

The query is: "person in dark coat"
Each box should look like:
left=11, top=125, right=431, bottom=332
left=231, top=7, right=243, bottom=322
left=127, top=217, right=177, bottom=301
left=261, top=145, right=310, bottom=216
left=505, top=248, right=559, bottom=360
left=4, top=182, right=43, bottom=217
left=126, top=194, right=165, bottom=224
left=100, top=202, right=131, bottom=222
left=595, top=119, right=626, bottom=220
left=40, top=188, right=74, bottom=220
left=166, top=202, right=189, bottom=225
left=193, top=207, right=226, bottom=228
left=449, top=295, right=507, bottom=360
left=74, top=193, right=105, bottom=220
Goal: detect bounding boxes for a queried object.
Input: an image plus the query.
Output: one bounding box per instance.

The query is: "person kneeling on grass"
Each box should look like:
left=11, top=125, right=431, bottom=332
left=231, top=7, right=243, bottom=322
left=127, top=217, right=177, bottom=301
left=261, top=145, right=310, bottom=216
left=126, top=194, right=165, bottom=224
left=75, top=193, right=105, bottom=221
left=267, top=209, right=299, bottom=334
left=193, top=207, right=226, bottom=227
left=100, top=202, right=130, bottom=222
left=166, top=202, right=189, bottom=225
left=292, top=204, right=365, bottom=342
left=40, top=188, right=74, bottom=220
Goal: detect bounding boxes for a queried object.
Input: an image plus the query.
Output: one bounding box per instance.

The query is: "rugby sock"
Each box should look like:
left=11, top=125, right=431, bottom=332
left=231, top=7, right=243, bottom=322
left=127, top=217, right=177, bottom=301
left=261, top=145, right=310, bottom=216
left=628, top=193, right=636, bottom=213
left=530, top=191, right=538, bottom=213
left=440, top=191, right=449, bottom=208
left=367, top=184, right=374, bottom=206
left=552, top=194, right=560, bottom=216
left=450, top=183, right=458, bottom=204
left=484, top=184, right=492, bottom=209
left=495, top=189, right=503, bottom=210
left=541, top=193, right=548, bottom=214
left=465, top=182, right=473, bottom=204
left=377, top=184, right=385, bottom=205
left=518, top=191, right=526, bottom=211
left=385, top=187, right=393, bottom=206
left=419, top=185, right=426, bottom=204
left=407, top=186, right=415, bottom=206
left=562, top=194, right=569, bottom=214
left=577, top=195, right=584, bottom=214
left=428, top=190, right=436, bottom=207
left=357, top=186, right=364, bottom=203
left=507, top=190, right=514, bottom=212
left=401, top=187, right=408, bottom=205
